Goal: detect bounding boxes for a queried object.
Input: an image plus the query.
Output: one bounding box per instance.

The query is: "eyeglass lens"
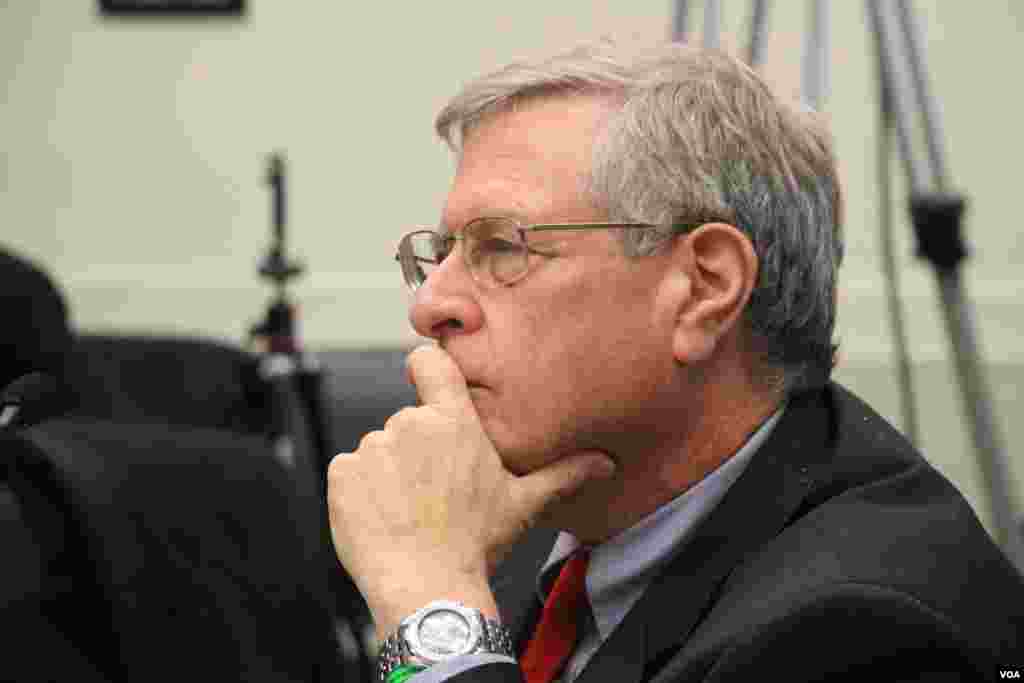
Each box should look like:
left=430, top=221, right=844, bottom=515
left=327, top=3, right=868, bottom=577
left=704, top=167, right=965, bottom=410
left=402, top=232, right=445, bottom=288
left=403, top=218, right=527, bottom=289
left=465, top=217, right=526, bottom=285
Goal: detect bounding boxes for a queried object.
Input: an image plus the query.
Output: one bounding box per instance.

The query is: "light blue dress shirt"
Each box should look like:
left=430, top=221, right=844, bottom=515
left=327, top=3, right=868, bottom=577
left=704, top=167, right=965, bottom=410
left=408, top=406, right=785, bottom=683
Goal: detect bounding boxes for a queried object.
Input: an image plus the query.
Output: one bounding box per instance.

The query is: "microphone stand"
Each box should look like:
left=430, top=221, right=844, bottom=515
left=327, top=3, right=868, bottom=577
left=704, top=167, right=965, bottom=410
left=249, top=154, right=373, bottom=678
left=249, top=153, right=332, bottom=498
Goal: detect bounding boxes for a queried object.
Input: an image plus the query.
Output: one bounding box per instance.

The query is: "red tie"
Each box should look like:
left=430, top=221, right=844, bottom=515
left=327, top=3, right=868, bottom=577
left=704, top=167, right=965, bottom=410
left=520, top=549, right=591, bottom=683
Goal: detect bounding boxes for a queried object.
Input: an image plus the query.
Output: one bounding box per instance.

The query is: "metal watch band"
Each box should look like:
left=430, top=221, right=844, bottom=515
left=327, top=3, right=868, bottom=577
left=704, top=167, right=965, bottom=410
left=377, top=604, right=514, bottom=682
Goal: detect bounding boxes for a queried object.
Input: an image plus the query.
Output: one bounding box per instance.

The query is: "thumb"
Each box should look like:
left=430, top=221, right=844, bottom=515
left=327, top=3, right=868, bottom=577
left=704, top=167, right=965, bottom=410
left=511, top=451, right=616, bottom=524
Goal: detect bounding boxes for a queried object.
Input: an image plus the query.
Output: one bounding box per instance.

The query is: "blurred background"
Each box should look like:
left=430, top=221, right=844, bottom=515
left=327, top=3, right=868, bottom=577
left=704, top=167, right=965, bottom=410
left=2, top=2, right=1021, bottom=541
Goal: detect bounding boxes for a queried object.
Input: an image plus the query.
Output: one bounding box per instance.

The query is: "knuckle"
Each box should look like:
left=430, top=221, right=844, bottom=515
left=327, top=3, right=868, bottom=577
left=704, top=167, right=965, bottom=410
left=384, top=406, right=419, bottom=431
left=357, top=430, right=391, bottom=451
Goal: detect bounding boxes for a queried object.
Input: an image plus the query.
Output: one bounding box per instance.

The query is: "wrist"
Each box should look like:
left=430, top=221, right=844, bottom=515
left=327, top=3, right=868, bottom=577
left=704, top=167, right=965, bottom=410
left=367, top=569, right=497, bottom=641
left=371, top=587, right=499, bottom=643
left=377, top=600, right=514, bottom=683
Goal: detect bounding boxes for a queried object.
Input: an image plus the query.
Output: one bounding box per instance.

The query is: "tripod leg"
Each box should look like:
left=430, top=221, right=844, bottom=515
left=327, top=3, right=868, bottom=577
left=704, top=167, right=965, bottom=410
left=895, top=0, right=950, bottom=190
left=876, top=78, right=921, bottom=449
left=672, top=0, right=690, bottom=42
left=934, top=269, right=1024, bottom=562
left=866, top=0, right=927, bottom=193
left=802, top=0, right=828, bottom=109
left=867, top=0, right=1024, bottom=570
left=704, top=0, right=723, bottom=49
left=747, top=0, right=770, bottom=67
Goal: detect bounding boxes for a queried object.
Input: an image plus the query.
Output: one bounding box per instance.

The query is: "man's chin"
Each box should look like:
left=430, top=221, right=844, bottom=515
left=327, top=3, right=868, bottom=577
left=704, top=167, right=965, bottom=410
left=496, top=444, right=570, bottom=478
left=498, top=453, right=543, bottom=477
left=477, top=414, right=566, bottom=476
left=491, top=442, right=550, bottom=477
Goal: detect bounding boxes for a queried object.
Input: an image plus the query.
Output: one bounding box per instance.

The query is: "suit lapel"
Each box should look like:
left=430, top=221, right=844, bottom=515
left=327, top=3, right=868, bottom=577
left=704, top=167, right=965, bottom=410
left=578, top=389, right=832, bottom=683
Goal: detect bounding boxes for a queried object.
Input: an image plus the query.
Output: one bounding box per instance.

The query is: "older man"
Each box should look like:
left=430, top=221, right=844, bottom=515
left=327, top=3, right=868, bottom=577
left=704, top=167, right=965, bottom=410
left=328, top=41, right=1024, bottom=682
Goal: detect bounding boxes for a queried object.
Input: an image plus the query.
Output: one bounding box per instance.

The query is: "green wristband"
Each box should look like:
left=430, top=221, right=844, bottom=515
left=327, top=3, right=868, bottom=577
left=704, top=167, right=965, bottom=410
left=386, top=664, right=427, bottom=683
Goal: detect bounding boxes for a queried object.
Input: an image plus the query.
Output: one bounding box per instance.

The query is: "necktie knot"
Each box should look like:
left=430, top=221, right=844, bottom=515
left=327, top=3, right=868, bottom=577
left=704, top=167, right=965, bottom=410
left=521, top=549, right=591, bottom=683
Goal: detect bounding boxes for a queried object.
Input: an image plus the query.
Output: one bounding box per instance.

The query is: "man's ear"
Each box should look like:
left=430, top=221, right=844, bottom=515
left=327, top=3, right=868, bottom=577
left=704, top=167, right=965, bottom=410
left=667, top=223, right=759, bottom=365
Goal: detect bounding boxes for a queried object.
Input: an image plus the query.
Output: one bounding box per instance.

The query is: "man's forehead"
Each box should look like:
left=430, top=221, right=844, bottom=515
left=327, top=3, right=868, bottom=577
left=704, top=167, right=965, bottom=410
left=462, top=92, right=619, bottom=142
left=458, top=98, right=611, bottom=172
left=440, top=176, right=540, bottom=235
left=440, top=116, right=608, bottom=233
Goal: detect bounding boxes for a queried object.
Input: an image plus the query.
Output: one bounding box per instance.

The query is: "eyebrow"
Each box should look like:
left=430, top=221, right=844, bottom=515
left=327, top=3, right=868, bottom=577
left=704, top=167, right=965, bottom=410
left=441, top=203, right=534, bottom=235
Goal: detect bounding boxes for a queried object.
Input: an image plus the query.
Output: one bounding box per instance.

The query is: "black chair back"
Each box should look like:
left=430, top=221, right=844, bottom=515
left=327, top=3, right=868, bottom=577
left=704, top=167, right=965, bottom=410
left=6, top=418, right=350, bottom=682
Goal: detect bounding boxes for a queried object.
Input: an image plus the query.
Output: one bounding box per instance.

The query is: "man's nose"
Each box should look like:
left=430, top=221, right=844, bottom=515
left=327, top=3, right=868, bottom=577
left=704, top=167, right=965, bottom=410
left=408, top=253, right=483, bottom=342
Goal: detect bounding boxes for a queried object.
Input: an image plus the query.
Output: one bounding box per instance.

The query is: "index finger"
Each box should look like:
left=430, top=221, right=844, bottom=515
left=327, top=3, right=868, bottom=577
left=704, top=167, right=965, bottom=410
left=406, top=344, right=472, bottom=409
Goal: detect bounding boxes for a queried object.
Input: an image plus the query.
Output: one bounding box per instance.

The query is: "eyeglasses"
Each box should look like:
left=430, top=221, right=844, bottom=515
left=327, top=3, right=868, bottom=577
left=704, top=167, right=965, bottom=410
left=395, top=216, right=707, bottom=291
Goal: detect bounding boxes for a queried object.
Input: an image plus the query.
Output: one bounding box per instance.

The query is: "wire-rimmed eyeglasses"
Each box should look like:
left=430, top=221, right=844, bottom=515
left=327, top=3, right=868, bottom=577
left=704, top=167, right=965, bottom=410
left=394, top=216, right=707, bottom=291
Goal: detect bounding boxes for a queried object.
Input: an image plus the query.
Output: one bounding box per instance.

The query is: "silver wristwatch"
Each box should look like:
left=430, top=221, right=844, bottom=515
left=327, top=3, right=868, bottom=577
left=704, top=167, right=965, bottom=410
left=377, top=600, right=514, bottom=682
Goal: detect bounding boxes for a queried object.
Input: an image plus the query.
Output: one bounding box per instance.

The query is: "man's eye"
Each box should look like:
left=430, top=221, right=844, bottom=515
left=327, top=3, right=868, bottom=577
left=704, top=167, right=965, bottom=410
left=483, top=238, right=520, bottom=254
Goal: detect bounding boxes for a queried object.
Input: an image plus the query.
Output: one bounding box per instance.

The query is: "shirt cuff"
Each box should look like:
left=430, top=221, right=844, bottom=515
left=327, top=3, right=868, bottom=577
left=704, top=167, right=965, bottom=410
left=406, top=653, right=518, bottom=682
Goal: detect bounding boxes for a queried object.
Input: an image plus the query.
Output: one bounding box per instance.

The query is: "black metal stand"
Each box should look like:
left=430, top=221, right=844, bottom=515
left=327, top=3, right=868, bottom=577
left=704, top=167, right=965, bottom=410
left=249, top=153, right=333, bottom=496
left=249, top=153, right=374, bottom=679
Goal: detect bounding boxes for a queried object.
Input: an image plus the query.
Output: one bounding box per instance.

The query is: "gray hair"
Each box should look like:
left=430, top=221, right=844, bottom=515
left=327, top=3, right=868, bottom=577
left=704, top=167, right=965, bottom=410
left=435, top=40, right=844, bottom=395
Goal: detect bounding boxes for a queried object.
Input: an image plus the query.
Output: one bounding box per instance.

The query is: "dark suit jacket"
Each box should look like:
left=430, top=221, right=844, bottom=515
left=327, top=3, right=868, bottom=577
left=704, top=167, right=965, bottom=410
left=455, top=383, right=1024, bottom=682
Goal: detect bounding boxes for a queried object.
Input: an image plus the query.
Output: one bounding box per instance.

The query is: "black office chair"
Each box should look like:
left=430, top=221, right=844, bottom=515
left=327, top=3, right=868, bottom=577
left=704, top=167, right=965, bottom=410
left=66, top=333, right=274, bottom=435
left=2, top=328, right=372, bottom=680
left=7, top=418, right=348, bottom=682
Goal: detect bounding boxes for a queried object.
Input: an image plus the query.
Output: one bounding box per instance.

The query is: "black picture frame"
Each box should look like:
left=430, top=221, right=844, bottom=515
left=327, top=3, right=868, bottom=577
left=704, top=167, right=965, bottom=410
left=99, top=0, right=246, bottom=17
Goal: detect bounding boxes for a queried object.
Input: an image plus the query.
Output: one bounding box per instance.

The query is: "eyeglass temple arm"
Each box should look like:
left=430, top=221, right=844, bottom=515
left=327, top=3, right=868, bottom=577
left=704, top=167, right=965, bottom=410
left=527, top=221, right=709, bottom=233
left=526, top=223, right=655, bottom=232
left=393, top=221, right=709, bottom=261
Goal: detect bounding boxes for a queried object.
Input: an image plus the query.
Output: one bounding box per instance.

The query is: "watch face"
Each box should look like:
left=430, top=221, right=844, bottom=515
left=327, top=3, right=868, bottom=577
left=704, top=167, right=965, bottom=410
left=405, top=602, right=484, bottom=662
left=417, top=609, right=472, bottom=656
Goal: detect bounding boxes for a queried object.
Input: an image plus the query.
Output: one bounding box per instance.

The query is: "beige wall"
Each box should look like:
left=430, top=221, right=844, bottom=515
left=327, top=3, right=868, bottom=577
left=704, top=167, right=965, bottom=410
left=2, top=1, right=1022, bottom=531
